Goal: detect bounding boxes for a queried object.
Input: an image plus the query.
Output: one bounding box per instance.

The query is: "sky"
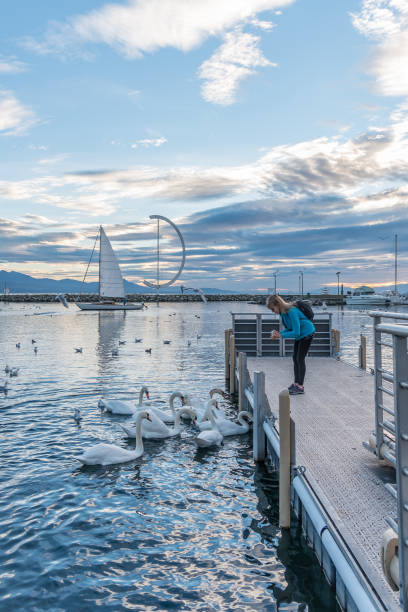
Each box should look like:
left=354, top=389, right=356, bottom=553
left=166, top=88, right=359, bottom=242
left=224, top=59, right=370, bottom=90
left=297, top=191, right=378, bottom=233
left=0, top=0, right=408, bottom=293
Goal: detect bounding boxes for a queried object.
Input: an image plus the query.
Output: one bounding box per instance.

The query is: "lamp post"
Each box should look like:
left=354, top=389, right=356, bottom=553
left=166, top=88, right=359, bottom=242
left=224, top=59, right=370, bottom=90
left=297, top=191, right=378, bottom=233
left=299, top=270, right=304, bottom=297
left=272, top=271, right=278, bottom=294
left=336, top=271, right=340, bottom=296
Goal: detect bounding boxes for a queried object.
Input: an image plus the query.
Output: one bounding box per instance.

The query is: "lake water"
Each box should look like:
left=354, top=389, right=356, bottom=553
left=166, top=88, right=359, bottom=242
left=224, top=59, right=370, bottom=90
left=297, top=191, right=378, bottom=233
left=0, top=301, right=405, bottom=611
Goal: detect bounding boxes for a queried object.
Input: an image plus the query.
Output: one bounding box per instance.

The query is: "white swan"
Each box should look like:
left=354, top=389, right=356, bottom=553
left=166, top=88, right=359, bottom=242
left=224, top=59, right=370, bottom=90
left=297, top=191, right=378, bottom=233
left=76, top=411, right=151, bottom=465
left=143, top=391, right=185, bottom=423
left=120, top=407, right=197, bottom=439
left=183, top=396, right=220, bottom=423
left=195, top=408, right=223, bottom=448
left=98, top=386, right=150, bottom=415
left=199, top=410, right=252, bottom=436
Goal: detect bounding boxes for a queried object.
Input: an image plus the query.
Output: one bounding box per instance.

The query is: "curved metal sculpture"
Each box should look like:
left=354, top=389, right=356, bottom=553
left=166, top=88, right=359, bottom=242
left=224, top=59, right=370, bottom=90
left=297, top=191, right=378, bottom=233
left=143, top=214, right=186, bottom=291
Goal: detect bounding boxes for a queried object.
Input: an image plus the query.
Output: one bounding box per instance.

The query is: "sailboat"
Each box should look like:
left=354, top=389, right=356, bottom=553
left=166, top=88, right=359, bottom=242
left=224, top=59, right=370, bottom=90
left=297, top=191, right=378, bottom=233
left=76, top=226, right=145, bottom=311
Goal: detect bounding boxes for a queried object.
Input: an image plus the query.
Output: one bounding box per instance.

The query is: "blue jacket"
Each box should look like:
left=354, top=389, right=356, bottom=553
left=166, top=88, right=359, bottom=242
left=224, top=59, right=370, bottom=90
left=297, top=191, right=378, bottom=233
left=281, top=307, right=315, bottom=340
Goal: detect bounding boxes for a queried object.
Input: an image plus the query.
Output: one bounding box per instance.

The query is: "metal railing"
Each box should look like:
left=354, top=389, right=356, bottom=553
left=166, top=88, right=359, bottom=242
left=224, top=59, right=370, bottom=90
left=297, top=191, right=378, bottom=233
left=368, top=311, right=408, bottom=607
left=368, top=311, right=408, bottom=462
left=231, top=312, right=333, bottom=357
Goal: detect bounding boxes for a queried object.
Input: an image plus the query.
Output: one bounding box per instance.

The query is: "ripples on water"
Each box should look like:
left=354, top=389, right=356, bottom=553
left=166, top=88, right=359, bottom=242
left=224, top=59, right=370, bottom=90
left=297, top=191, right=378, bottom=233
left=1, top=300, right=395, bottom=611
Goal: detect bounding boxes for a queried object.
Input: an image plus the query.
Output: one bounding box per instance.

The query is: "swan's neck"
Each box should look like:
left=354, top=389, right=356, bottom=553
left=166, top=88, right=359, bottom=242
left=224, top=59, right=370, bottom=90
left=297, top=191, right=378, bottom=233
left=174, top=407, right=195, bottom=430
left=134, top=413, right=145, bottom=452
left=138, top=387, right=148, bottom=405
left=169, top=392, right=182, bottom=412
left=208, top=407, right=220, bottom=432
left=237, top=411, right=251, bottom=426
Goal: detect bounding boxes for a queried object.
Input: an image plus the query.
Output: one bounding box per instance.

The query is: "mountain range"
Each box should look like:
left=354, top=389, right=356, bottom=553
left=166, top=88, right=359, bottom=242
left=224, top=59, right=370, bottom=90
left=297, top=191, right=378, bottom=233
left=0, top=270, right=238, bottom=294
left=1, top=270, right=407, bottom=295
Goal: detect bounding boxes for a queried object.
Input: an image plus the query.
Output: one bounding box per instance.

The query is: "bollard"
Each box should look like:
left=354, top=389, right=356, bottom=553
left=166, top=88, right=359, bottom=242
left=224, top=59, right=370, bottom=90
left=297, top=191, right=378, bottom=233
left=229, top=334, right=236, bottom=395
left=359, top=334, right=367, bottom=370
left=279, top=388, right=291, bottom=529
left=336, top=329, right=341, bottom=354
left=238, top=352, right=247, bottom=412
left=225, top=329, right=232, bottom=380
left=253, top=371, right=266, bottom=462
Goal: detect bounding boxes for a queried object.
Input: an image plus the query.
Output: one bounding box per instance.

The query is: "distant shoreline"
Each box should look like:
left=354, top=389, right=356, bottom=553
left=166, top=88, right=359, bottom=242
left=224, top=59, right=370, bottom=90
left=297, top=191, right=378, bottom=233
left=0, top=293, right=346, bottom=304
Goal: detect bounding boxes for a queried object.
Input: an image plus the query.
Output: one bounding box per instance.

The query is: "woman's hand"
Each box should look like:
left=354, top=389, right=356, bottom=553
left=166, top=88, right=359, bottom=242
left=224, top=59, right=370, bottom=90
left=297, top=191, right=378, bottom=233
left=270, top=330, right=281, bottom=340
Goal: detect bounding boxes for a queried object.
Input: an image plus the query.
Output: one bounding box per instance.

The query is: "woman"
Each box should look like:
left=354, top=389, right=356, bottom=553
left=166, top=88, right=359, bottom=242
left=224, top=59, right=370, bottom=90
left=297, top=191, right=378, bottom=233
left=266, top=295, right=315, bottom=395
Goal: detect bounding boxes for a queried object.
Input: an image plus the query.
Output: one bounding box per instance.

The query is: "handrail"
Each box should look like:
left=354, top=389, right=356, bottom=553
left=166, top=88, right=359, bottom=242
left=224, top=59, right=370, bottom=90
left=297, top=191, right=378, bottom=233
left=231, top=311, right=332, bottom=317
left=376, top=322, right=408, bottom=338
left=369, top=310, right=408, bottom=321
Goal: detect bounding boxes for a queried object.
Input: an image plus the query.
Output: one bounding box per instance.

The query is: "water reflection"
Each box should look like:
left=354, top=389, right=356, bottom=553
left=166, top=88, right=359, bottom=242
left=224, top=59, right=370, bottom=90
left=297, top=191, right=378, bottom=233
left=96, top=311, right=127, bottom=371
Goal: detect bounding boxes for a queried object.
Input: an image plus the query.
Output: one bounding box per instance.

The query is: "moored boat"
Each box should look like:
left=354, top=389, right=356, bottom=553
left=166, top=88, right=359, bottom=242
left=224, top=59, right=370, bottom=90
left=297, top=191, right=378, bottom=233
left=345, top=285, right=389, bottom=306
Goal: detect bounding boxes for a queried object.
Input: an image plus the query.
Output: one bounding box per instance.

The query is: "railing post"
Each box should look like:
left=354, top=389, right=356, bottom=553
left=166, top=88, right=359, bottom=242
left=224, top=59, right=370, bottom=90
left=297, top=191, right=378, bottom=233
left=238, top=351, right=247, bottom=412
left=392, top=334, right=408, bottom=608
left=256, top=314, right=262, bottom=357
left=359, top=334, right=367, bottom=370
left=253, top=371, right=266, bottom=462
left=225, top=329, right=232, bottom=380
left=373, top=315, right=384, bottom=459
left=279, top=388, right=291, bottom=528
left=279, top=319, right=284, bottom=357
left=229, top=334, right=236, bottom=395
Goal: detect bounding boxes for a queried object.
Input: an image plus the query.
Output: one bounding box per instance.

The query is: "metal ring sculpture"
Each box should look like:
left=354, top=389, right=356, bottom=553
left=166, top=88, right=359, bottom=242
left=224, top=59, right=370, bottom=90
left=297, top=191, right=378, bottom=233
left=143, top=214, right=186, bottom=290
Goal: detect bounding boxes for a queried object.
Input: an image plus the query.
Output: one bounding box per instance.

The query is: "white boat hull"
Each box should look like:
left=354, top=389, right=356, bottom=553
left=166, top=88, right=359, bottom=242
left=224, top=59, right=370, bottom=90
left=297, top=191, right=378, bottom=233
left=76, top=302, right=144, bottom=311
left=345, top=296, right=389, bottom=306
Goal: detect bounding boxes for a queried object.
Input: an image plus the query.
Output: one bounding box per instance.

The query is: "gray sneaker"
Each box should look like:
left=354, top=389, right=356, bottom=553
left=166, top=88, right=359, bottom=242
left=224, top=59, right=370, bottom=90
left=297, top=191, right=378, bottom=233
left=289, top=385, right=304, bottom=395
left=288, top=383, right=297, bottom=392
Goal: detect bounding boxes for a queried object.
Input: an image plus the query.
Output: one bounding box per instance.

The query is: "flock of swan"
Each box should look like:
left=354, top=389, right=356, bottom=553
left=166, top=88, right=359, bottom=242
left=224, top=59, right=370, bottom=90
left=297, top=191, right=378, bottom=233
left=77, top=387, right=252, bottom=466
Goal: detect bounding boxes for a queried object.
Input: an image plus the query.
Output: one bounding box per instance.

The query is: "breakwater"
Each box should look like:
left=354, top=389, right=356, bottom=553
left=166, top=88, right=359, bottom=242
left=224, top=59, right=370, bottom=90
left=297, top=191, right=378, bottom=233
left=0, top=293, right=345, bottom=304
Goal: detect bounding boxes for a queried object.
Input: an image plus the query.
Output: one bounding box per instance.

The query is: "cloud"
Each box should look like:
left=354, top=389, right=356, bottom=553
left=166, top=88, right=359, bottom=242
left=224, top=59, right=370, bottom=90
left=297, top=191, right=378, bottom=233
left=70, top=0, right=294, bottom=58
left=131, top=137, right=167, bottom=148
left=1, top=104, right=408, bottom=286
left=2, top=104, right=408, bottom=216
left=199, top=28, right=275, bottom=105
left=351, top=0, right=408, bottom=96
left=0, top=56, right=26, bottom=73
left=0, top=90, right=38, bottom=135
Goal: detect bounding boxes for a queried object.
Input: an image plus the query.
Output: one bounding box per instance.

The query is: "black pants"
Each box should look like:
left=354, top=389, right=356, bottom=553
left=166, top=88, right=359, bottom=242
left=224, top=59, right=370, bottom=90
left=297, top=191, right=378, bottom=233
left=293, top=334, right=314, bottom=386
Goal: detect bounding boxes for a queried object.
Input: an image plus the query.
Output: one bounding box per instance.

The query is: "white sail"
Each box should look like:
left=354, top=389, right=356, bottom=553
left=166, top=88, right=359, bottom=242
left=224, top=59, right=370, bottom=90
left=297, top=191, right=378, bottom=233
left=99, top=227, right=125, bottom=298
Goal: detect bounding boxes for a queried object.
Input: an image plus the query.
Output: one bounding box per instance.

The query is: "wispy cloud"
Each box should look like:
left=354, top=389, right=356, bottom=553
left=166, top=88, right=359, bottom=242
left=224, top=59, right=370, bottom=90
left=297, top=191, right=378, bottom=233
left=199, top=28, right=275, bottom=105
left=0, top=55, right=27, bottom=74
left=58, top=0, right=294, bottom=58
left=0, top=90, right=38, bottom=135
left=131, top=137, right=167, bottom=148
left=351, top=0, right=408, bottom=97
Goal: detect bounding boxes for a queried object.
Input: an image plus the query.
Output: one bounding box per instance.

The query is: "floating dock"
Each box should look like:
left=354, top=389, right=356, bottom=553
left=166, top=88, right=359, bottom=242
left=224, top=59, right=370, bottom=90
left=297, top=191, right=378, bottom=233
left=227, top=311, right=408, bottom=611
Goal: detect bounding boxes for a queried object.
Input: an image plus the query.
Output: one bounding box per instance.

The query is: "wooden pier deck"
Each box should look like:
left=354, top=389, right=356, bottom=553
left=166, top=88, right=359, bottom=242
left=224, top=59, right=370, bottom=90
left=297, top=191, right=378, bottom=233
left=247, top=356, right=400, bottom=611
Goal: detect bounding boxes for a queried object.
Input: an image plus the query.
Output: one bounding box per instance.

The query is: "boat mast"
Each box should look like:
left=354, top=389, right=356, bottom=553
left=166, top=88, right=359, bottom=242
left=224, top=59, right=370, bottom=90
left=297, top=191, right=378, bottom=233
left=395, top=233, right=398, bottom=294
left=156, top=218, right=160, bottom=302
left=98, top=225, right=102, bottom=299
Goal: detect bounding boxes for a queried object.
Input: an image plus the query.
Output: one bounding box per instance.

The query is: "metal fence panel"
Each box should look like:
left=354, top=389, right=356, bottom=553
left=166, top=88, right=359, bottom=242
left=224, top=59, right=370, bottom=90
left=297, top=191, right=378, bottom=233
left=233, top=312, right=332, bottom=357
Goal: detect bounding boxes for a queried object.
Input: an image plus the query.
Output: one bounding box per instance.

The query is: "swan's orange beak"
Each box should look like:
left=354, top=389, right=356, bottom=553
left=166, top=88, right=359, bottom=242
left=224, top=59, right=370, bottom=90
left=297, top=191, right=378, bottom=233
left=215, top=401, right=219, bottom=409
left=192, top=417, right=197, bottom=426
left=146, top=412, right=152, bottom=422
left=146, top=391, right=150, bottom=399
left=181, top=395, right=186, bottom=405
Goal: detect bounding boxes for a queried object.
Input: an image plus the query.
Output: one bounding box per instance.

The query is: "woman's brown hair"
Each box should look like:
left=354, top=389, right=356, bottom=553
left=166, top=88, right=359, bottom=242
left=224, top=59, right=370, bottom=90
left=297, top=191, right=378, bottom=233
left=266, top=294, right=294, bottom=314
